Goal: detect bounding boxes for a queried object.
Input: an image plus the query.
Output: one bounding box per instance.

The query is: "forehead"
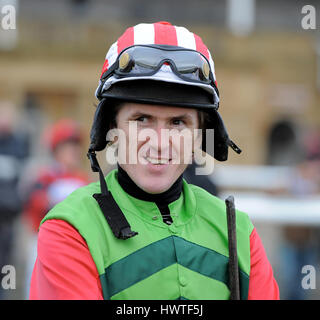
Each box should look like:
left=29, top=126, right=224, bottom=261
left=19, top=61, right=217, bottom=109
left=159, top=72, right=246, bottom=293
left=117, top=102, right=198, bottom=119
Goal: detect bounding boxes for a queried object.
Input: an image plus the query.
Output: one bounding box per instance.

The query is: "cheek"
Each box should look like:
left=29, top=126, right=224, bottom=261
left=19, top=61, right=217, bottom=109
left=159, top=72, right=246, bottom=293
left=117, top=127, right=150, bottom=164
left=115, top=125, right=129, bottom=163
left=193, top=130, right=203, bottom=150
left=171, top=132, right=195, bottom=158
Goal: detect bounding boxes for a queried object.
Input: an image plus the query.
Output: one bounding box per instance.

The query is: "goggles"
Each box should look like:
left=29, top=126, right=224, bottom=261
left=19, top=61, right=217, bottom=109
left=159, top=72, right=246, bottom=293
left=101, top=45, right=218, bottom=91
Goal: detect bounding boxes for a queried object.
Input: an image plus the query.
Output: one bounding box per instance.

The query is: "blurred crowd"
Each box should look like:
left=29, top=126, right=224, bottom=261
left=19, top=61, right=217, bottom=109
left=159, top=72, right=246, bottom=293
left=0, top=100, right=91, bottom=299
left=277, top=129, right=320, bottom=300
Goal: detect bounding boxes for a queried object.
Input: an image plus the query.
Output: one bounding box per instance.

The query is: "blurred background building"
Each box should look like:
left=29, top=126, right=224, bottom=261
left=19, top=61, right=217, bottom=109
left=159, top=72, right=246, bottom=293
left=0, top=0, right=320, bottom=299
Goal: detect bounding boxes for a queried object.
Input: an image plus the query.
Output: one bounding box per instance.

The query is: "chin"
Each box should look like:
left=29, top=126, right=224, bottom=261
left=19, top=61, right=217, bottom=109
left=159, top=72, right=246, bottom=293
left=137, top=176, right=174, bottom=194
left=123, top=163, right=184, bottom=195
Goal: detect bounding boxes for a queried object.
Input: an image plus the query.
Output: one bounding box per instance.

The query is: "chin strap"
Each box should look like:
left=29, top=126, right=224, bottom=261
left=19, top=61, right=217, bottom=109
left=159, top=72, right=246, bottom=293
left=228, top=139, right=242, bottom=155
left=87, top=149, right=138, bottom=240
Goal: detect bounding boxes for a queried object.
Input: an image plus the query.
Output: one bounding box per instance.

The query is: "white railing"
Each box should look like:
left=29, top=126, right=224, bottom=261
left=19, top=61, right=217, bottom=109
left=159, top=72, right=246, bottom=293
left=212, top=165, right=320, bottom=225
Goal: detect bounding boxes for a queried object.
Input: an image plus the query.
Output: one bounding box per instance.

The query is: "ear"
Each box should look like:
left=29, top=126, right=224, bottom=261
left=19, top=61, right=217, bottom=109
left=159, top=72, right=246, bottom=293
left=106, top=132, right=119, bottom=147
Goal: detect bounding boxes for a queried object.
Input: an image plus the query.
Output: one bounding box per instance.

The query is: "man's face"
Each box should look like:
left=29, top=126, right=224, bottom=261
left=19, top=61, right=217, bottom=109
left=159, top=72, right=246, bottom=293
left=114, top=102, right=201, bottom=194
left=54, top=140, right=82, bottom=172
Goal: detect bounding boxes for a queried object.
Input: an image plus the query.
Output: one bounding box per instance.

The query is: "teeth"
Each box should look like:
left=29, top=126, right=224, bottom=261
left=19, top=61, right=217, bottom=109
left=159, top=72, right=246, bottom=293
left=145, top=156, right=170, bottom=165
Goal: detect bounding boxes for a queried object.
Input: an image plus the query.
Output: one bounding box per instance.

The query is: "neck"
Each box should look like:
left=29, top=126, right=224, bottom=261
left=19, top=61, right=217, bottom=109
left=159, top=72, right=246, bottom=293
left=117, top=164, right=183, bottom=206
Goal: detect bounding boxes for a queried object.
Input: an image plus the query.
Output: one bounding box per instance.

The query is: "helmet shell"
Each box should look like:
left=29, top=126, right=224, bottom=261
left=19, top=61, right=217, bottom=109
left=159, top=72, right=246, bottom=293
left=96, top=21, right=219, bottom=105
left=89, top=22, right=241, bottom=162
left=45, top=119, right=82, bottom=152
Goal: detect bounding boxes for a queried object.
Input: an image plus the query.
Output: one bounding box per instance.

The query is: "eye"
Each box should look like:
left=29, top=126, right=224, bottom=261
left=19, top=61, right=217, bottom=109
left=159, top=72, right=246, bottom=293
left=172, top=119, right=185, bottom=126
left=135, top=116, right=148, bottom=123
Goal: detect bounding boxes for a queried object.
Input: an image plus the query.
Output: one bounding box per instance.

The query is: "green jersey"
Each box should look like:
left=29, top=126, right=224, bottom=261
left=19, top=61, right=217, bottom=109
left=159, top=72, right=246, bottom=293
left=41, top=169, right=254, bottom=300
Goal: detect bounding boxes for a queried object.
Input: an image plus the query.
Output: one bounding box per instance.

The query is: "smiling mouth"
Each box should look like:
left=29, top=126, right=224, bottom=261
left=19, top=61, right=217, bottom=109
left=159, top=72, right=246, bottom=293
left=144, top=156, right=172, bottom=165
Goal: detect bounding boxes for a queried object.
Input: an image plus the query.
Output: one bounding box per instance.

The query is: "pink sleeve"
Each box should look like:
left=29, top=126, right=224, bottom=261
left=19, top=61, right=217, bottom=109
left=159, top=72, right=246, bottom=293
left=29, top=219, right=103, bottom=300
left=248, top=227, right=280, bottom=300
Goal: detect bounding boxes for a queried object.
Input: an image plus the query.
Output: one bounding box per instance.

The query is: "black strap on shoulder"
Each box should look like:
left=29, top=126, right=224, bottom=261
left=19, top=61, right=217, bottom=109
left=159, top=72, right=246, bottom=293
left=87, top=150, right=138, bottom=240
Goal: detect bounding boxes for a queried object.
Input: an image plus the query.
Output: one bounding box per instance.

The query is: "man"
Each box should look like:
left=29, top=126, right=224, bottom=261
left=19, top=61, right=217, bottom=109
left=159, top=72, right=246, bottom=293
left=30, top=22, right=279, bottom=300
left=23, top=119, right=90, bottom=233
left=23, top=119, right=90, bottom=297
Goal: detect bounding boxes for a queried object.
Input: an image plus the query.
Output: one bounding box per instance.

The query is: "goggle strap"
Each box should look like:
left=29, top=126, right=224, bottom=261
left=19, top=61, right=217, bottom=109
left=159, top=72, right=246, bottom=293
left=101, top=62, right=118, bottom=81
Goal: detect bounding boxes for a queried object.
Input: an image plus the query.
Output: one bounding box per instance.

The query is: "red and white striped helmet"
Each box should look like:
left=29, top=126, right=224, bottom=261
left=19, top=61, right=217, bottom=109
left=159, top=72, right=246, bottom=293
left=89, top=21, right=242, bottom=164
left=95, top=21, right=219, bottom=105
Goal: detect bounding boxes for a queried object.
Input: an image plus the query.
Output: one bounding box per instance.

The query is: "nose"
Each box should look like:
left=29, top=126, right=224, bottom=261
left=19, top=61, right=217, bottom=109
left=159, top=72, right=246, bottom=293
left=148, top=123, right=170, bottom=159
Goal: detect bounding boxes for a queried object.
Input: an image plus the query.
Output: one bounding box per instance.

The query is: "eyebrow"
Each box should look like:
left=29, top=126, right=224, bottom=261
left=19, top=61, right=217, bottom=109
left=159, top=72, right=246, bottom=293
left=129, top=112, right=194, bottom=121
left=129, top=112, right=151, bottom=118
left=171, top=114, right=193, bottom=121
